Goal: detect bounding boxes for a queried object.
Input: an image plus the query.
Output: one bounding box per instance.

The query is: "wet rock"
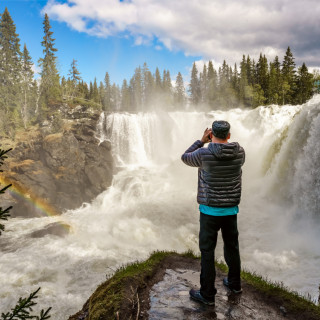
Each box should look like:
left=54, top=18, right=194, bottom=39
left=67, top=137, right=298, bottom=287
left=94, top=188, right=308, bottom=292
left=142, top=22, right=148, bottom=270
left=2, top=105, right=114, bottom=217
left=29, top=222, right=71, bottom=238
left=148, top=268, right=285, bottom=320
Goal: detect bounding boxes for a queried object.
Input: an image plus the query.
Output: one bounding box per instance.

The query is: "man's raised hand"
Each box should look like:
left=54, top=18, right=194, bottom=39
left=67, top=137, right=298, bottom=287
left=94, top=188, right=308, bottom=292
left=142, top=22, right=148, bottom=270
left=201, top=128, right=212, bottom=144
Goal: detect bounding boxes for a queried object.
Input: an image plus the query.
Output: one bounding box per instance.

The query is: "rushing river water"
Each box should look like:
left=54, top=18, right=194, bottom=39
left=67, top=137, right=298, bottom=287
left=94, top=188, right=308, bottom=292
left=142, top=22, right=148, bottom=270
left=1, top=96, right=320, bottom=318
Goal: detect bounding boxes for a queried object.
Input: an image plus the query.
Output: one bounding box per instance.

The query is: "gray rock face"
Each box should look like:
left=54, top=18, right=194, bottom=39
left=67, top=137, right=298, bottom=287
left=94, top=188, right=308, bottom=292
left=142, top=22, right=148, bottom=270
left=29, top=222, right=71, bottom=238
left=3, top=106, right=114, bottom=217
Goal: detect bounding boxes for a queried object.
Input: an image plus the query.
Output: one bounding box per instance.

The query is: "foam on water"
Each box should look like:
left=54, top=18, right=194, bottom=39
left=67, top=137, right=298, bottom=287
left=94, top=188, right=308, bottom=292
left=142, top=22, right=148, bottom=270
left=1, top=96, right=320, bottom=318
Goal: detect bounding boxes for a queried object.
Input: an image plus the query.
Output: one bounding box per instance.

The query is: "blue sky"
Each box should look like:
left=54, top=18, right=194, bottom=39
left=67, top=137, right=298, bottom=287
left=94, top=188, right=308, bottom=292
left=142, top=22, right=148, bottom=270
left=1, top=0, right=200, bottom=86
left=2, top=0, right=320, bottom=86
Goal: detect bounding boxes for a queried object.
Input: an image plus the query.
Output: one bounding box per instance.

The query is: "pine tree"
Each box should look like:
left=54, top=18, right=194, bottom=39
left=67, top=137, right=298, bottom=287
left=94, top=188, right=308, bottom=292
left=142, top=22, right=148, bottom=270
left=103, top=72, right=111, bottom=111
left=132, top=67, right=142, bottom=110
left=110, top=83, right=121, bottom=111
left=98, top=81, right=104, bottom=106
left=154, top=67, right=162, bottom=94
left=281, top=46, right=296, bottom=104
left=142, top=62, right=154, bottom=108
left=200, top=64, right=208, bottom=104
left=38, top=13, right=60, bottom=115
left=92, top=78, right=99, bottom=103
left=256, top=53, right=268, bottom=99
left=174, top=72, right=185, bottom=108
left=121, top=79, right=130, bottom=111
left=68, top=59, right=81, bottom=98
left=21, top=44, right=36, bottom=127
left=296, top=63, right=313, bottom=104
left=0, top=7, right=22, bottom=134
left=189, top=62, right=200, bottom=105
left=207, top=60, right=218, bottom=106
left=231, top=63, right=239, bottom=96
left=162, top=70, right=173, bottom=108
left=239, top=55, right=250, bottom=106
left=246, top=55, right=254, bottom=85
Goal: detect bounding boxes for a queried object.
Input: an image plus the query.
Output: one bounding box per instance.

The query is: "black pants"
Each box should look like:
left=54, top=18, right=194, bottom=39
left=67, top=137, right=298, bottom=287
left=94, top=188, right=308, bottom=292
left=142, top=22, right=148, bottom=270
left=199, top=212, right=241, bottom=300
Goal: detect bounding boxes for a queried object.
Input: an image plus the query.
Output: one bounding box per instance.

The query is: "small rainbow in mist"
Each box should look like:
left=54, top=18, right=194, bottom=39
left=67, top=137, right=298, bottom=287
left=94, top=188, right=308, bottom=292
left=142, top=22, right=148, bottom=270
left=0, top=176, right=70, bottom=231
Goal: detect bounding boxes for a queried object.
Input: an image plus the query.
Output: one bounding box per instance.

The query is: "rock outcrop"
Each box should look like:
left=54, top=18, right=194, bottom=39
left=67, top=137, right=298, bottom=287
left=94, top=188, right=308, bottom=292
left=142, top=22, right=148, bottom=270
left=1, top=104, right=114, bottom=217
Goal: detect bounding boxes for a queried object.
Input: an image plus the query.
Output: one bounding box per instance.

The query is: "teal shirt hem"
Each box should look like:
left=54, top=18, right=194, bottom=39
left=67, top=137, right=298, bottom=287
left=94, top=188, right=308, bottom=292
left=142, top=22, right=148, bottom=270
left=199, top=204, right=239, bottom=216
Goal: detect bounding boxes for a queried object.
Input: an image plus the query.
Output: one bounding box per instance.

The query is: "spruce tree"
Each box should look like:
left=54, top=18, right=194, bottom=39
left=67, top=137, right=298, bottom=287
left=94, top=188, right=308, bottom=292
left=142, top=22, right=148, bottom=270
left=98, top=81, right=104, bottom=106
left=256, top=53, right=268, bottom=99
left=154, top=67, right=162, bottom=94
left=68, top=59, right=81, bottom=98
left=0, top=7, right=22, bottom=134
left=38, top=13, right=60, bottom=115
left=121, top=79, right=130, bottom=111
left=92, top=78, right=99, bottom=103
left=103, top=72, right=111, bottom=111
left=162, top=70, right=173, bottom=108
left=111, top=83, right=121, bottom=111
left=296, top=63, right=313, bottom=104
left=174, top=72, right=185, bottom=108
left=200, top=64, right=208, bottom=104
left=189, top=62, right=200, bottom=105
left=239, top=55, right=250, bottom=106
left=21, top=44, right=36, bottom=127
left=142, top=62, right=154, bottom=108
left=207, top=60, right=218, bottom=106
left=132, top=67, right=142, bottom=110
left=281, top=46, right=296, bottom=104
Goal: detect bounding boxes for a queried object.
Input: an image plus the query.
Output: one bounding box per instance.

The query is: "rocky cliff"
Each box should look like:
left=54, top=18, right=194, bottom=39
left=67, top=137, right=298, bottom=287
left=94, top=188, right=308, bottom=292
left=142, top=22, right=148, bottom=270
left=1, top=104, right=113, bottom=218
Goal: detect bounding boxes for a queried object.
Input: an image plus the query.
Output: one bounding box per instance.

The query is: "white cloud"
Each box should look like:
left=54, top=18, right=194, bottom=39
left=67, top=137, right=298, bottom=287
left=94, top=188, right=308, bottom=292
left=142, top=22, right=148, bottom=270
left=43, top=0, right=320, bottom=66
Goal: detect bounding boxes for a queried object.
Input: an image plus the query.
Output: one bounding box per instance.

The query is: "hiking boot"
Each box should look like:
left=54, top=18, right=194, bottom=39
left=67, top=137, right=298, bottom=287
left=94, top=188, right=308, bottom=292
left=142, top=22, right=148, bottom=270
left=189, top=288, right=215, bottom=306
left=223, top=277, right=242, bottom=294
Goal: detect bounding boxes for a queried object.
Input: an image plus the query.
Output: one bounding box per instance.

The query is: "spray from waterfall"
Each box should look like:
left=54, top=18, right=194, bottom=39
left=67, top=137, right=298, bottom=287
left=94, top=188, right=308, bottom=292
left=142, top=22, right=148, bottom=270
left=1, top=96, right=320, bottom=319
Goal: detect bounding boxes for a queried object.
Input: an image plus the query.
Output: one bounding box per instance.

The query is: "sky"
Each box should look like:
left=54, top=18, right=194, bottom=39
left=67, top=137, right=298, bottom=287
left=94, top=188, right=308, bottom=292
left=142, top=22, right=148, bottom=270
left=2, top=0, right=320, bottom=86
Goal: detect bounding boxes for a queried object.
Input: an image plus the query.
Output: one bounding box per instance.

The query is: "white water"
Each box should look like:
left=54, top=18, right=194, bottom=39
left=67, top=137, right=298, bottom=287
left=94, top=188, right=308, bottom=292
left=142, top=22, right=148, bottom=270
left=1, top=96, right=320, bottom=318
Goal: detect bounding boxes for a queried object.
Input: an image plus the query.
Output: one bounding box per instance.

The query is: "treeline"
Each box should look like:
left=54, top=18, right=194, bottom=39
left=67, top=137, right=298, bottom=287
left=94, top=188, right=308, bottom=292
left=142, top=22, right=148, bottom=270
left=189, top=49, right=315, bottom=109
left=0, top=7, right=318, bottom=138
left=0, top=8, right=60, bottom=137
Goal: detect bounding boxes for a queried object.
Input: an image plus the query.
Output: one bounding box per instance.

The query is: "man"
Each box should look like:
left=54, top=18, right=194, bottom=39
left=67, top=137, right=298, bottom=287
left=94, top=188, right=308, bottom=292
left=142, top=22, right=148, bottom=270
left=181, top=120, right=245, bottom=306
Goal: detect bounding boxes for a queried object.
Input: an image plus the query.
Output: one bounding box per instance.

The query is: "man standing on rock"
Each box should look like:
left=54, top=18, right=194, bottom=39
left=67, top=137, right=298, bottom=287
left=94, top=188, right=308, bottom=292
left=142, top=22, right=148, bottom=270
left=181, top=120, right=245, bottom=306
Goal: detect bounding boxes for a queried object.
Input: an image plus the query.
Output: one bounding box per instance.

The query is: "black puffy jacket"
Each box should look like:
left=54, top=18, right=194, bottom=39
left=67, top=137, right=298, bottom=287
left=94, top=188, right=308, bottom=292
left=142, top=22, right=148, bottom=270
left=181, top=140, right=245, bottom=207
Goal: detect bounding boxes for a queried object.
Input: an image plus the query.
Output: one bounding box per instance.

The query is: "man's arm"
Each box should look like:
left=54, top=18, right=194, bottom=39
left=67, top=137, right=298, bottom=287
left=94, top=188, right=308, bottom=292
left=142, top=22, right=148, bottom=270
left=181, top=128, right=212, bottom=167
left=181, top=140, right=204, bottom=167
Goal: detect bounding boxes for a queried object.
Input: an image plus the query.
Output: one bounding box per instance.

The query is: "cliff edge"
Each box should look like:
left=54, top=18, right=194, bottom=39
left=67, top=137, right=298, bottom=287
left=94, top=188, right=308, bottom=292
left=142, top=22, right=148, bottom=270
left=69, top=252, right=320, bottom=320
left=0, top=104, right=113, bottom=219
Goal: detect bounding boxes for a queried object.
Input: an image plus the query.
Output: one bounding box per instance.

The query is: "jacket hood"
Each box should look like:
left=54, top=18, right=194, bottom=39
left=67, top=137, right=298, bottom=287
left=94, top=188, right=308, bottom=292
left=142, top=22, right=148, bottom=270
left=208, top=142, right=240, bottom=160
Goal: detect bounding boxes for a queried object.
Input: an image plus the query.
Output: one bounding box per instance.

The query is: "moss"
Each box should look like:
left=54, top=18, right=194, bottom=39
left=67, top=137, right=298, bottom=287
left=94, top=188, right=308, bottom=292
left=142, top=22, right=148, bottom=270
left=78, top=252, right=319, bottom=320
left=216, top=260, right=320, bottom=318
left=87, top=251, right=198, bottom=320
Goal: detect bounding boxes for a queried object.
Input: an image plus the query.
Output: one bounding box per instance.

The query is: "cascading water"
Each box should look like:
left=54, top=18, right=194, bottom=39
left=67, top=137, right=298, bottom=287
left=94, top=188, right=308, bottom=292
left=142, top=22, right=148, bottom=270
left=1, top=96, right=320, bottom=319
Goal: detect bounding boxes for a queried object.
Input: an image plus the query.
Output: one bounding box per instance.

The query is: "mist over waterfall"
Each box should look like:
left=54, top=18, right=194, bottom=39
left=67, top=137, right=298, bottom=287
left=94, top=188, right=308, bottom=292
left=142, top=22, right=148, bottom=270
left=1, top=96, right=320, bottom=319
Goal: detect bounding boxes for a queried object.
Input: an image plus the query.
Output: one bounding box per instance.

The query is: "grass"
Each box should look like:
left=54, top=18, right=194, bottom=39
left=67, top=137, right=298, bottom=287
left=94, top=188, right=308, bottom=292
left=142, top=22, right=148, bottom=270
left=83, top=251, right=319, bottom=320
left=84, top=251, right=198, bottom=320
left=216, top=260, right=320, bottom=318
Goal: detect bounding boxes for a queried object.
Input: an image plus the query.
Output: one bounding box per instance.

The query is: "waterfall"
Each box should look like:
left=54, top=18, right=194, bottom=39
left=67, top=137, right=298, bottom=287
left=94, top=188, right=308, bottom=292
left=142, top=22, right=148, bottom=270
left=1, top=96, right=319, bottom=319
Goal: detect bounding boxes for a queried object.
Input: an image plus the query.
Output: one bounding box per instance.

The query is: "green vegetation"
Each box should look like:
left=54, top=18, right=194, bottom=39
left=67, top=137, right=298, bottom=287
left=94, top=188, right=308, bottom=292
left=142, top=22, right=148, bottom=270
left=1, top=288, right=51, bottom=320
left=0, top=148, right=12, bottom=234
left=84, top=251, right=198, bottom=320
left=0, top=148, right=52, bottom=319
left=76, top=251, right=320, bottom=319
left=216, top=260, right=320, bottom=318
left=0, top=6, right=318, bottom=139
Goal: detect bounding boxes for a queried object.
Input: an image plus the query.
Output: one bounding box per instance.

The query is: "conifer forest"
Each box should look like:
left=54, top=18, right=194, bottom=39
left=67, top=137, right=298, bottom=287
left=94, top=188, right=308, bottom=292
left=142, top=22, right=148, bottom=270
left=0, top=7, right=319, bottom=138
